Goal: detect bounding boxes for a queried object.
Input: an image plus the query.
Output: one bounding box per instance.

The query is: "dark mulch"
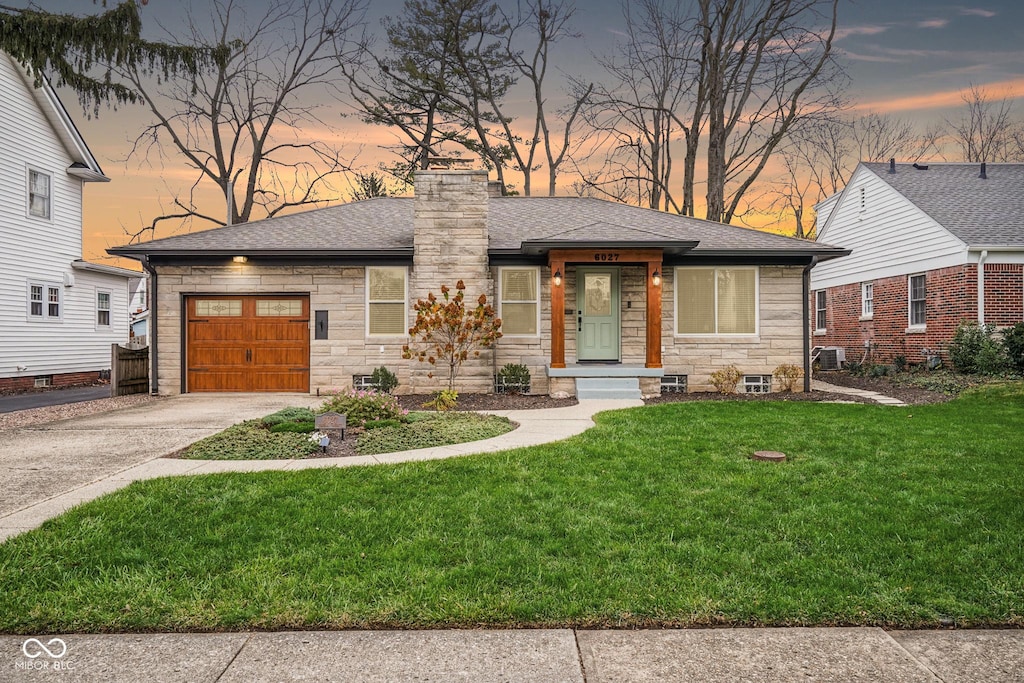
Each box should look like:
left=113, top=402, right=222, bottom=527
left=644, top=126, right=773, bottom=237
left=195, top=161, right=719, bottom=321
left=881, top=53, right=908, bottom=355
left=397, top=393, right=578, bottom=411
left=645, top=390, right=872, bottom=405
left=814, top=372, right=952, bottom=405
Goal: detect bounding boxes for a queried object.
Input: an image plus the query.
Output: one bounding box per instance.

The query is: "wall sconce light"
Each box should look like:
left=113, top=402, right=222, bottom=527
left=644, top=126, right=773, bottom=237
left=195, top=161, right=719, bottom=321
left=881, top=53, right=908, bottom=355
left=232, top=256, right=248, bottom=263
left=553, top=268, right=563, bottom=287
left=652, top=269, right=661, bottom=286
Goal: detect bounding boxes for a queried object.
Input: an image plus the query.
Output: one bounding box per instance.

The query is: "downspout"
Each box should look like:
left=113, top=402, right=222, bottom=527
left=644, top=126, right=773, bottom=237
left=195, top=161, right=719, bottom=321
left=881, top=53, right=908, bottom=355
left=140, top=256, right=159, bottom=395
left=977, top=250, right=988, bottom=324
left=802, top=256, right=818, bottom=393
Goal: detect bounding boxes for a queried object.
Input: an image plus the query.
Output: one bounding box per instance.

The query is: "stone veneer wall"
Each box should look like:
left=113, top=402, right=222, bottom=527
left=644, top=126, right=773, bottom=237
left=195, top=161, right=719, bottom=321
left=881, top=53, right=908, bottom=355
left=410, top=169, right=495, bottom=393
left=662, top=266, right=805, bottom=392
left=153, top=263, right=416, bottom=395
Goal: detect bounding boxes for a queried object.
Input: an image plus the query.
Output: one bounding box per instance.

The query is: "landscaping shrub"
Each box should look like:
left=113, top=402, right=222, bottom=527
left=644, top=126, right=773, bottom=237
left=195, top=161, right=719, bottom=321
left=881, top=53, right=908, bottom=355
left=182, top=421, right=320, bottom=459
left=709, top=365, right=741, bottom=394
left=261, top=407, right=315, bottom=427
left=357, top=413, right=513, bottom=455
left=268, top=421, right=315, bottom=434
left=424, top=388, right=459, bottom=411
left=496, top=363, right=531, bottom=394
left=893, top=355, right=907, bottom=372
left=1002, top=322, right=1024, bottom=374
left=317, top=388, right=408, bottom=426
left=869, top=364, right=890, bottom=377
left=370, top=366, right=399, bottom=394
left=772, top=363, right=802, bottom=392
left=948, top=321, right=1009, bottom=374
left=363, top=419, right=402, bottom=430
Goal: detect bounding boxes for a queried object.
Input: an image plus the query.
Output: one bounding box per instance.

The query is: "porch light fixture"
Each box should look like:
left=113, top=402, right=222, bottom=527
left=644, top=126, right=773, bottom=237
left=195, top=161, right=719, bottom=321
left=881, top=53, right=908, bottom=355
left=232, top=256, right=248, bottom=263
left=652, top=269, right=661, bottom=286
left=553, top=268, right=563, bottom=287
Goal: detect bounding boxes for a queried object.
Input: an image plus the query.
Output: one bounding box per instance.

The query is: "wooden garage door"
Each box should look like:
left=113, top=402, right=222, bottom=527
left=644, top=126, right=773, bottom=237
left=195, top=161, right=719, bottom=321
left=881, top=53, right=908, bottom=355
left=186, top=295, right=309, bottom=392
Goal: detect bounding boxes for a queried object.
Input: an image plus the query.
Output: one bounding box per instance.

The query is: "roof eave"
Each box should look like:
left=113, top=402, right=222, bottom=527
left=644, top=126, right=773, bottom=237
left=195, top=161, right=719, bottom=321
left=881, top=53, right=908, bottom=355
left=519, top=239, right=700, bottom=256
left=107, top=247, right=416, bottom=260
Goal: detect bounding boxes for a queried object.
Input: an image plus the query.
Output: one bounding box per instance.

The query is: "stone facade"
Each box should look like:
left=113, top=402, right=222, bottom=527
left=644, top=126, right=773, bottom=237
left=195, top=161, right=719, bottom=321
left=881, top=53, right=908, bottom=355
left=811, top=263, right=1024, bottom=365
left=151, top=170, right=811, bottom=396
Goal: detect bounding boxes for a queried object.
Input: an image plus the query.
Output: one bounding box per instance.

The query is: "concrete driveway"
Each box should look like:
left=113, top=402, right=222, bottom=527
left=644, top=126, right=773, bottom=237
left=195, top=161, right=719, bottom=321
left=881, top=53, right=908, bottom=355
left=0, top=394, right=320, bottom=520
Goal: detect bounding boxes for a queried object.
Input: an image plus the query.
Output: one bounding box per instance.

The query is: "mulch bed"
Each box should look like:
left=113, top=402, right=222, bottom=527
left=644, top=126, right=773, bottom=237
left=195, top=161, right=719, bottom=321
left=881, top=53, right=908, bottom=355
left=814, top=372, right=952, bottom=405
left=397, top=393, right=579, bottom=411
left=645, top=390, right=872, bottom=405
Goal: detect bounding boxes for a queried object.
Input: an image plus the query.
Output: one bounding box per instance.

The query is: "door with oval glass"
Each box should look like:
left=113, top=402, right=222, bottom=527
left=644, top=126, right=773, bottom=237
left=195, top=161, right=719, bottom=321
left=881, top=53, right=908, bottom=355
left=576, top=267, right=620, bottom=361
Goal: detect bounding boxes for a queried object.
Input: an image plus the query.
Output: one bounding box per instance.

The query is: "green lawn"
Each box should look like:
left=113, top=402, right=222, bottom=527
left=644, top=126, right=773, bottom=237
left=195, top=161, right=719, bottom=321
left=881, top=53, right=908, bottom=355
left=1, top=385, right=1022, bottom=633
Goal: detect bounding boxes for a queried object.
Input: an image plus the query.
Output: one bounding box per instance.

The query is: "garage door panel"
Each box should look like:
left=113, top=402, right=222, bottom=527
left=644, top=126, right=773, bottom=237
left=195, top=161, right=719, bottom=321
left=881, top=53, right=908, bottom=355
left=186, top=295, right=309, bottom=392
left=188, top=321, right=248, bottom=341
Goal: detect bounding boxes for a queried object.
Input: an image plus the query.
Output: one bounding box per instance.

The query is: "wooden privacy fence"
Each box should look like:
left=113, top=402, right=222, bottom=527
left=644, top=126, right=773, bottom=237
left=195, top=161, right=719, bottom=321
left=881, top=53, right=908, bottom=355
left=111, top=343, right=150, bottom=396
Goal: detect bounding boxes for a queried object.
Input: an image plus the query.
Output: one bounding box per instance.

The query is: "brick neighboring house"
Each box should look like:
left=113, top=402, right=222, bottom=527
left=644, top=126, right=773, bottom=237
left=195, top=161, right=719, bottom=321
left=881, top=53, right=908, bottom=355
left=811, top=161, right=1024, bottom=366
left=109, top=169, right=847, bottom=397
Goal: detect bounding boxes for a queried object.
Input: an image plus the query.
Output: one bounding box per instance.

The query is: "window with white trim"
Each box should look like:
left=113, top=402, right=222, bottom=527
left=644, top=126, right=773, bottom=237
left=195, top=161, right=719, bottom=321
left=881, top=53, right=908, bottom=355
left=815, top=290, right=827, bottom=331
left=28, top=169, right=51, bottom=219
left=676, top=267, right=758, bottom=335
left=367, top=266, right=407, bottom=336
left=861, top=282, right=873, bottom=318
left=499, top=267, right=539, bottom=336
left=97, top=290, right=111, bottom=327
left=28, top=282, right=61, bottom=320
left=909, top=274, right=926, bottom=327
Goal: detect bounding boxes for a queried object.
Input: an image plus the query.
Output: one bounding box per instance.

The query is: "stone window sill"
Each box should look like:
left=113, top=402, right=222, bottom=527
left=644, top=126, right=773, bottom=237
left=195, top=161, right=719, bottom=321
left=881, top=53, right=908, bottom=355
left=905, top=326, right=926, bottom=334
left=813, top=329, right=827, bottom=336
left=859, top=315, right=873, bottom=322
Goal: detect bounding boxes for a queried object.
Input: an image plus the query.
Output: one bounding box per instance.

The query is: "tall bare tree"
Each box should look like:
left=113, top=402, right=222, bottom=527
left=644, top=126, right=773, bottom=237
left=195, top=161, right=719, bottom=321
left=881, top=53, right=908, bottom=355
left=575, top=0, right=693, bottom=211
left=119, top=0, right=367, bottom=241
left=946, top=84, right=1019, bottom=163
left=701, top=0, right=842, bottom=224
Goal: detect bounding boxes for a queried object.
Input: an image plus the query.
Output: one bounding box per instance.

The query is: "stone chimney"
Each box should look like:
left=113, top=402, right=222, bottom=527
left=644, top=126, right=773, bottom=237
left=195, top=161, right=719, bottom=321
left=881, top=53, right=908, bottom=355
left=411, top=169, right=494, bottom=392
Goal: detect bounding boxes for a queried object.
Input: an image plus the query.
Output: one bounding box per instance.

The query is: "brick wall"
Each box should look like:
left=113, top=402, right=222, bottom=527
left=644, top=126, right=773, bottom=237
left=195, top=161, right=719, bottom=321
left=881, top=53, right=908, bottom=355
left=811, top=263, right=1024, bottom=365
left=0, top=371, right=105, bottom=392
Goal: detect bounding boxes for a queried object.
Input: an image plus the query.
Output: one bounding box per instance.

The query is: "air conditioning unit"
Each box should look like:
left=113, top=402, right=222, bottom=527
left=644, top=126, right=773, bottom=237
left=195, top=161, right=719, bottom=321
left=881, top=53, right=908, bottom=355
left=818, top=347, right=846, bottom=371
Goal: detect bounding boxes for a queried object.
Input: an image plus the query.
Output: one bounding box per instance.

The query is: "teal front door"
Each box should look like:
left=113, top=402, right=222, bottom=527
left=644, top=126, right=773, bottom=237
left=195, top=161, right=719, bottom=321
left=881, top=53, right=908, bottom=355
left=577, top=267, right=620, bottom=361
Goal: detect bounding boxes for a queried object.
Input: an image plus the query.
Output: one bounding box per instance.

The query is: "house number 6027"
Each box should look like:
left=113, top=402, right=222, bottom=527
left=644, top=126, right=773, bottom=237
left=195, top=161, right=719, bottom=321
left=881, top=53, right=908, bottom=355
left=594, top=253, right=620, bottom=261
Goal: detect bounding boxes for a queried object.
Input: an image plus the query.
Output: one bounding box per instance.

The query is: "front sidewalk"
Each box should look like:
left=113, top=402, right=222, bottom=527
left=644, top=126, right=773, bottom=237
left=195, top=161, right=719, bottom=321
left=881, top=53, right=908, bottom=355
left=2, top=627, right=1020, bottom=682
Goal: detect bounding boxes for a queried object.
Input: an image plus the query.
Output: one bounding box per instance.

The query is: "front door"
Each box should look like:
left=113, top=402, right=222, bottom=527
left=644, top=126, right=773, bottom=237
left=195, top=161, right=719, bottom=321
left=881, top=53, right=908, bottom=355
left=577, top=267, right=620, bottom=361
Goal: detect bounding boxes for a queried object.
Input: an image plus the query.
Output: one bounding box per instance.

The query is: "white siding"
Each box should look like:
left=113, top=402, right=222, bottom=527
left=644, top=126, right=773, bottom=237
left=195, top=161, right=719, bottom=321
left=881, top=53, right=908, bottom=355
left=0, top=54, right=127, bottom=379
left=811, top=165, right=968, bottom=290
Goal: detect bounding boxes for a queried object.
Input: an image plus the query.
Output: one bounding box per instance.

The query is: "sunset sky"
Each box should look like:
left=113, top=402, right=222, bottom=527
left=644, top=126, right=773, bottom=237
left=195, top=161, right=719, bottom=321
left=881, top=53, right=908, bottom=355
left=20, top=0, right=1024, bottom=266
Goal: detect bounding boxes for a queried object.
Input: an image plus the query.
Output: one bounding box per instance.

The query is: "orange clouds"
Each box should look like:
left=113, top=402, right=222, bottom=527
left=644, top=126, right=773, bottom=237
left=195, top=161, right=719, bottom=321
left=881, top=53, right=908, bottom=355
left=851, top=78, right=1024, bottom=114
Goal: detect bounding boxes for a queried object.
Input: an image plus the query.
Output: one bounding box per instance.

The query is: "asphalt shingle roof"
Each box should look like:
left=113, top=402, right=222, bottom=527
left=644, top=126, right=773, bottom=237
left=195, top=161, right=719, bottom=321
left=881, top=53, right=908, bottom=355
left=110, top=195, right=844, bottom=257
left=862, top=162, right=1024, bottom=247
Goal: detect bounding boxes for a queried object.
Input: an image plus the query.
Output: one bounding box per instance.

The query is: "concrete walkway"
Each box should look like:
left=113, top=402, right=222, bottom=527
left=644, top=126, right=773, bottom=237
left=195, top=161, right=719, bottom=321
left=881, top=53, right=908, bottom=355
left=2, top=627, right=1021, bottom=681
left=0, top=396, right=639, bottom=542
left=812, top=379, right=909, bottom=406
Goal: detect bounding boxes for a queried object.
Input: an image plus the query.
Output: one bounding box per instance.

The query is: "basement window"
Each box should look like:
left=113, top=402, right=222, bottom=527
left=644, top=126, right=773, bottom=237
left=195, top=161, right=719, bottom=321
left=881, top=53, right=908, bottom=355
left=661, top=375, right=688, bottom=393
left=34, top=375, right=53, bottom=388
left=743, top=375, right=772, bottom=394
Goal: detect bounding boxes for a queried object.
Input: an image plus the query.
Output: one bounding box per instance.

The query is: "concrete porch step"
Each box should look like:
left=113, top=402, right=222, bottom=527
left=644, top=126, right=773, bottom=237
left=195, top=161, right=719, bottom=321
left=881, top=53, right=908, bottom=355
left=575, top=377, right=642, bottom=400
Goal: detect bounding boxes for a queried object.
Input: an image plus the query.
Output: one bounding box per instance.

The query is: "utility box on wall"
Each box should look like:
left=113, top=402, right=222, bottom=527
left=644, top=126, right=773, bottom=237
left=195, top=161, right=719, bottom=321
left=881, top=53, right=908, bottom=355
left=315, top=310, right=329, bottom=340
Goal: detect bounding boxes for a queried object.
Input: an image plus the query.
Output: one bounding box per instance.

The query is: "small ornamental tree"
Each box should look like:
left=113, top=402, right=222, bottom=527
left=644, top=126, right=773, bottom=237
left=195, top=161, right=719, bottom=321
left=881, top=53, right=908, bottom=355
left=403, top=281, right=502, bottom=391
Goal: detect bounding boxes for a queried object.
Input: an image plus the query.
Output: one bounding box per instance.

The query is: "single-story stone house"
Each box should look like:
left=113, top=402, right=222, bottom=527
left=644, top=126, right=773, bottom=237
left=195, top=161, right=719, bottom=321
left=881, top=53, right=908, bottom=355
left=109, top=169, right=848, bottom=398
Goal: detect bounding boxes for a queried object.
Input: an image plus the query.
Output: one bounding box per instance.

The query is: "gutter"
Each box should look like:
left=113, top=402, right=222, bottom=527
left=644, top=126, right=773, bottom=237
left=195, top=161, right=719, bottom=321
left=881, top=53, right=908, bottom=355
left=803, top=256, right=818, bottom=393
left=140, top=256, right=159, bottom=396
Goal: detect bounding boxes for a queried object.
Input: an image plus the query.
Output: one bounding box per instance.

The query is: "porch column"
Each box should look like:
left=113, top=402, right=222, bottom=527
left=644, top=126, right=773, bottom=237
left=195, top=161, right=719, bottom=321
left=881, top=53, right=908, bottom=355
left=646, top=259, right=663, bottom=368
left=550, top=258, right=566, bottom=368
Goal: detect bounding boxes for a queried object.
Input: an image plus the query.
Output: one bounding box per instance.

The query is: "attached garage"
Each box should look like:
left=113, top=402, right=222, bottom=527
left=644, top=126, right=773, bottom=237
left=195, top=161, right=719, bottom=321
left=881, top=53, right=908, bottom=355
left=185, top=295, right=309, bottom=392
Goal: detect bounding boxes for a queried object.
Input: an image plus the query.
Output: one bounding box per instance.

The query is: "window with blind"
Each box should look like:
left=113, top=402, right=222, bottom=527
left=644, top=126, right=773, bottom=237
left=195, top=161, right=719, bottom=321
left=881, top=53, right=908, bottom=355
left=97, top=291, right=111, bottom=326
left=499, top=267, right=539, bottom=336
left=367, top=266, right=407, bottom=336
left=28, top=169, right=51, bottom=219
left=676, top=267, right=757, bottom=335
left=908, top=274, right=926, bottom=327
left=28, top=282, right=61, bottom=320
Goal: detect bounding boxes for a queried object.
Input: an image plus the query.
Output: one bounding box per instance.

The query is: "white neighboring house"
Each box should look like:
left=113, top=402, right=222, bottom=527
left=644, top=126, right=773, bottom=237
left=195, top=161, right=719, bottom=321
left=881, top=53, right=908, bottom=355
left=0, top=53, right=136, bottom=390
